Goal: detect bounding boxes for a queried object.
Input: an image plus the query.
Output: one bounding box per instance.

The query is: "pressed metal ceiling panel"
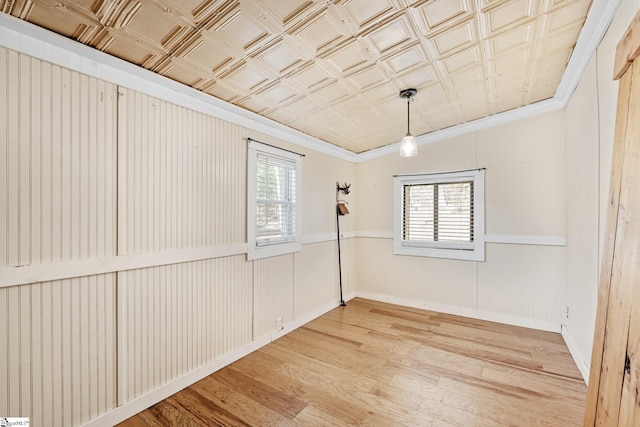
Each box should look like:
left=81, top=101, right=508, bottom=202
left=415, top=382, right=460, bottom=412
left=419, top=0, right=472, bottom=30
left=1, top=0, right=593, bottom=154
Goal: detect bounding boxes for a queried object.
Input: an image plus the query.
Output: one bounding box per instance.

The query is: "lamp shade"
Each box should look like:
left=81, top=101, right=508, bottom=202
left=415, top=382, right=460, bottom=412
left=399, top=134, right=417, bottom=157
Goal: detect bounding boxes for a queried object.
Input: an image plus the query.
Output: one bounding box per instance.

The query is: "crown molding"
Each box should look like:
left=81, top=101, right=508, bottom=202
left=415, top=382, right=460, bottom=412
left=554, top=0, right=622, bottom=105
left=358, top=0, right=621, bottom=162
left=0, top=0, right=620, bottom=164
left=0, top=13, right=358, bottom=163
left=356, top=97, right=565, bottom=162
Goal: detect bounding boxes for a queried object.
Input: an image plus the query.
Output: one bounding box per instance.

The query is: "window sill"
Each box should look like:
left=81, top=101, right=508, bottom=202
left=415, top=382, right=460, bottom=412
left=393, top=244, right=484, bottom=261
left=247, top=242, right=301, bottom=261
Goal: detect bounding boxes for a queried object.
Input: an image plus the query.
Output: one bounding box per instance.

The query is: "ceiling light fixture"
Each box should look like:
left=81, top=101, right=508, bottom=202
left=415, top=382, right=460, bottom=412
left=399, top=88, right=418, bottom=157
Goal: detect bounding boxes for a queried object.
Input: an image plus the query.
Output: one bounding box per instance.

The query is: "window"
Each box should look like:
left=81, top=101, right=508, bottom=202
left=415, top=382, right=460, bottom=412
left=247, top=140, right=302, bottom=260
left=394, top=169, right=484, bottom=261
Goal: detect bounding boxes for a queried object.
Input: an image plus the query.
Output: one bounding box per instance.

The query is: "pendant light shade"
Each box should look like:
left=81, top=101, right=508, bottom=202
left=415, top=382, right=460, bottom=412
left=399, top=88, right=418, bottom=157
left=400, top=134, right=417, bottom=157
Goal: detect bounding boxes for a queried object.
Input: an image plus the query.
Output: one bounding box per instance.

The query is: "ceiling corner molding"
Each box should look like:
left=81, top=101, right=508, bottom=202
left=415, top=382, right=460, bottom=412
left=554, top=0, right=622, bottom=105
left=0, top=0, right=620, bottom=166
left=0, top=13, right=358, bottom=163
left=356, top=0, right=620, bottom=163
left=355, top=97, right=565, bottom=162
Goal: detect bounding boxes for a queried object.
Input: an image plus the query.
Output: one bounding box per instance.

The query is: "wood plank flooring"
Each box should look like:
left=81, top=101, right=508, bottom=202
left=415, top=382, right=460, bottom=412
left=117, top=298, right=587, bottom=426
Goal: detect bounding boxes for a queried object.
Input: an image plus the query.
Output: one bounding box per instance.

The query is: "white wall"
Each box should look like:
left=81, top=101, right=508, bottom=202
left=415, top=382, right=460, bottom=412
left=562, top=0, right=640, bottom=382
left=355, top=111, right=568, bottom=331
left=597, top=0, right=640, bottom=261
left=0, top=46, right=356, bottom=426
left=564, top=55, right=600, bottom=380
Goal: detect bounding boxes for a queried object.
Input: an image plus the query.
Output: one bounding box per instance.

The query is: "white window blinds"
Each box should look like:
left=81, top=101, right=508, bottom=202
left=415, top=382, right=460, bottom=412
left=247, top=139, right=302, bottom=260
left=255, top=153, right=297, bottom=246
left=402, top=181, right=474, bottom=244
left=393, top=169, right=485, bottom=261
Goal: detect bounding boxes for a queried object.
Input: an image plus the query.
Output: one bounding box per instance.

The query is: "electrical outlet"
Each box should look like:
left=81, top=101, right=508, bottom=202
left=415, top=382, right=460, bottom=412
left=276, top=317, right=283, bottom=331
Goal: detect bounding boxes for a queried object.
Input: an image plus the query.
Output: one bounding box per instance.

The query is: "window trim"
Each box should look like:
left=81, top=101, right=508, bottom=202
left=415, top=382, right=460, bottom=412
left=247, top=140, right=302, bottom=260
left=393, top=169, right=485, bottom=261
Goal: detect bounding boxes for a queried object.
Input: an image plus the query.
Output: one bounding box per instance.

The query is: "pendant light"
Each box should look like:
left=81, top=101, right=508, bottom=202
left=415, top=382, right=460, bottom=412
left=399, top=88, right=418, bottom=157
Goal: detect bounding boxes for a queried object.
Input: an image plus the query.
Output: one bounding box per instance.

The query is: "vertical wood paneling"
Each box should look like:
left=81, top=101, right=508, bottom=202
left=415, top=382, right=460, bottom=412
left=19, top=54, right=30, bottom=265
left=354, top=238, right=398, bottom=296
left=565, top=54, right=600, bottom=378
left=51, top=280, right=63, bottom=424
left=0, top=286, right=7, bottom=416
left=397, top=254, right=478, bottom=309
left=50, top=64, right=62, bottom=265
left=1, top=48, right=121, bottom=426
left=31, top=284, right=42, bottom=422
left=0, top=47, right=117, bottom=268
left=19, top=286, right=31, bottom=418
left=117, top=256, right=253, bottom=403
left=7, top=287, right=19, bottom=415
left=293, top=242, right=339, bottom=319
left=61, top=67, right=71, bottom=261
left=30, top=58, right=41, bottom=266
left=477, top=244, right=566, bottom=324
left=0, top=47, right=6, bottom=268
left=253, top=255, right=295, bottom=338
left=2, top=46, right=354, bottom=427
left=302, top=150, right=347, bottom=236
left=118, top=90, right=246, bottom=255
left=477, top=110, right=566, bottom=237
left=6, top=49, right=19, bottom=267
left=0, top=276, right=116, bottom=426
left=40, top=60, right=50, bottom=263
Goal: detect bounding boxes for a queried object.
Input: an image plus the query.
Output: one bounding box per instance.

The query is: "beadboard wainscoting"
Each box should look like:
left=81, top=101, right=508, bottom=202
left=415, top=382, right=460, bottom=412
left=0, top=46, right=356, bottom=426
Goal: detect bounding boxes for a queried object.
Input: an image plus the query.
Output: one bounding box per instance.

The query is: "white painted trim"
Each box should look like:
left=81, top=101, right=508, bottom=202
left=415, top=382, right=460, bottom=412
left=268, top=291, right=357, bottom=342
left=247, top=141, right=303, bottom=261
left=355, top=231, right=395, bottom=239
left=0, top=234, right=358, bottom=287
left=393, top=170, right=485, bottom=262
left=81, top=336, right=271, bottom=427
left=554, top=0, right=622, bottom=105
left=357, top=98, right=566, bottom=161
left=302, top=231, right=356, bottom=245
left=356, top=0, right=620, bottom=162
left=0, top=0, right=619, bottom=165
left=0, top=244, right=247, bottom=288
left=356, top=291, right=562, bottom=333
left=79, top=296, right=354, bottom=427
left=0, top=14, right=357, bottom=163
left=561, top=324, right=591, bottom=385
left=302, top=233, right=337, bottom=245
left=355, top=232, right=566, bottom=247
left=484, top=234, right=567, bottom=246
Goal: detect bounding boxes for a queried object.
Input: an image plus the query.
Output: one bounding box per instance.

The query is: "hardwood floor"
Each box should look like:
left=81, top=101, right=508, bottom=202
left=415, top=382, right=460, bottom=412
left=117, top=298, right=587, bottom=426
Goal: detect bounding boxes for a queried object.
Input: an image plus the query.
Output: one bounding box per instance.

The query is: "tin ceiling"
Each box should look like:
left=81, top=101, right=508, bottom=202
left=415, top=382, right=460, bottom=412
left=2, top=0, right=593, bottom=154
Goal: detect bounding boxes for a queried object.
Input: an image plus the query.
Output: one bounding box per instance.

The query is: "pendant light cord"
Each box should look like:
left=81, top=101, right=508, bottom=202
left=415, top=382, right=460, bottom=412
left=406, top=97, right=411, bottom=135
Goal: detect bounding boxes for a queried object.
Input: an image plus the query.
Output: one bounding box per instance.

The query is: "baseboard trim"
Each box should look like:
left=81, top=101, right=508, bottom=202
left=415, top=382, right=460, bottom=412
left=82, top=338, right=268, bottom=427
left=561, top=324, right=590, bottom=384
left=80, top=296, right=354, bottom=427
left=355, top=291, right=562, bottom=333
left=81, top=290, right=568, bottom=426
